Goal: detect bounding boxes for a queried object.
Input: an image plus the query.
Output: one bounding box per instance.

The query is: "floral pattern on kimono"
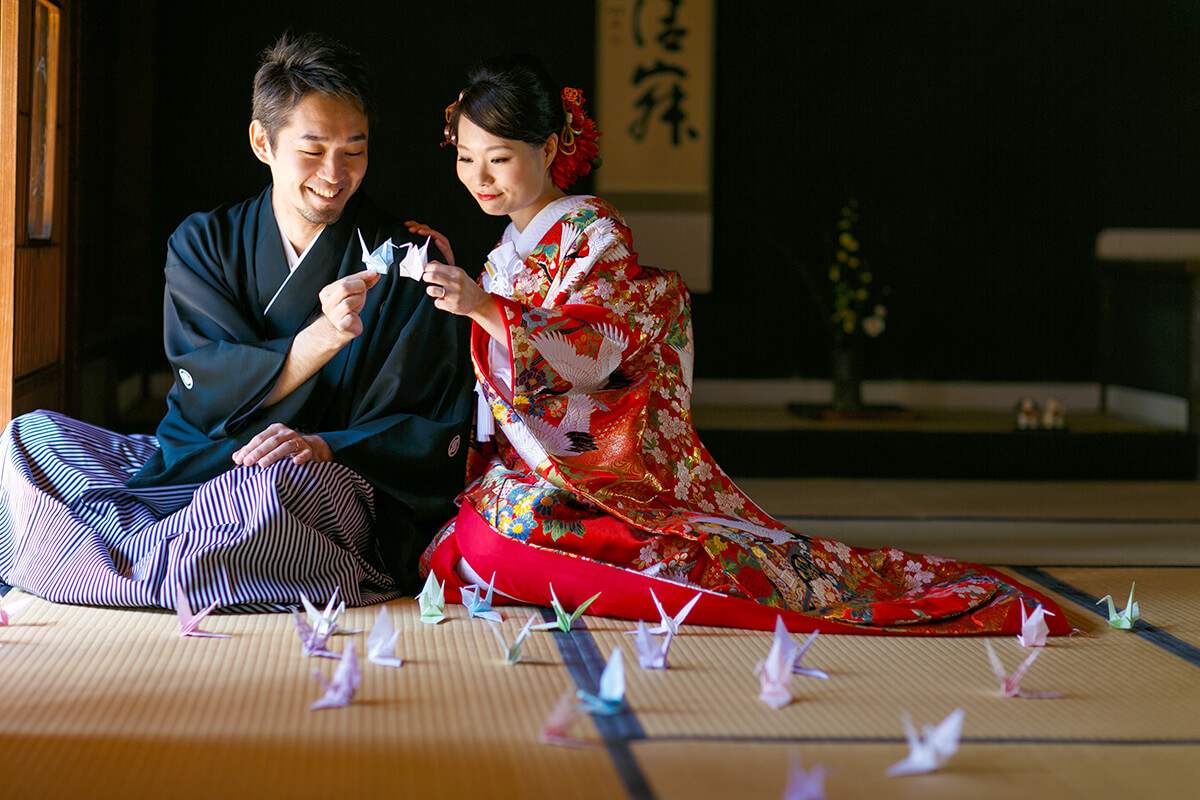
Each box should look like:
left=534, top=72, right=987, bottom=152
left=421, top=197, right=1062, bottom=633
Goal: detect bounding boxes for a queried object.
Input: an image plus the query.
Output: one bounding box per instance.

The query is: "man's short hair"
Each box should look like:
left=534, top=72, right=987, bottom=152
left=251, top=32, right=373, bottom=147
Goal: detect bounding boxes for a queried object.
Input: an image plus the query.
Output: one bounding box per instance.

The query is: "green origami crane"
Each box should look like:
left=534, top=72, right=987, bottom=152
left=417, top=571, right=446, bottom=625
left=532, top=584, right=601, bottom=633
left=1097, top=582, right=1139, bottom=630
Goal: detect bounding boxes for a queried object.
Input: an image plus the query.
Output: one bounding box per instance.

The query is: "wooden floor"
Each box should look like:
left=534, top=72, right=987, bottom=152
left=3, top=477, right=1199, bottom=799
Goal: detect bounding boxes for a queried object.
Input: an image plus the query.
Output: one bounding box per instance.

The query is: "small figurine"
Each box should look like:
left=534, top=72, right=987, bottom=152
left=1016, top=397, right=1040, bottom=430
left=1042, top=397, right=1066, bottom=430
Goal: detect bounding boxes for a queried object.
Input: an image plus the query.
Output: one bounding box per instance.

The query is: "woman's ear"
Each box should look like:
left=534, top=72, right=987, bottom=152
left=543, top=133, right=559, bottom=171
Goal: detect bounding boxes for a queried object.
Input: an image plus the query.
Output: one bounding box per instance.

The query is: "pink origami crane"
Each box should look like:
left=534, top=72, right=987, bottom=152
left=310, top=639, right=361, bottom=710
left=291, top=607, right=338, bottom=659
left=1017, top=602, right=1055, bottom=647
left=781, top=755, right=826, bottom=800
left=174, top=585, right=230, bottom=638
left=885, top=708, right=964, bottom=777
left=985, top=640, right=1062, bottom=699
left=0, top=592, right=34, bottom=627
left=538, top=689, right=595, bottom=749
left=755, top=616, right=800, bottom=709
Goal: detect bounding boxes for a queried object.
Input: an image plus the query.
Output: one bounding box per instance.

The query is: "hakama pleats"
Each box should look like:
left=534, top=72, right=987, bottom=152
left=0, top=411, right=398, bottom=611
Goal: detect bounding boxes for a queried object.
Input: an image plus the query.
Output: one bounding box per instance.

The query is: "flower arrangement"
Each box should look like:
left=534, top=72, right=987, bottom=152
left=826, top=199, right=886, bottom=345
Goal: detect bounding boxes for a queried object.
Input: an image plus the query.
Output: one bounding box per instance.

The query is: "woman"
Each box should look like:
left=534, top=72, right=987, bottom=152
left=413, top=55, right=1065, bottom=634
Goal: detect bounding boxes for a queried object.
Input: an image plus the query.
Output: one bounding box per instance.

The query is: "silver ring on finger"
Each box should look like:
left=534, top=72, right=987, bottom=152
left=437, top=286, right=447, bottom=298
left=292, top=439, right=301, bottom=453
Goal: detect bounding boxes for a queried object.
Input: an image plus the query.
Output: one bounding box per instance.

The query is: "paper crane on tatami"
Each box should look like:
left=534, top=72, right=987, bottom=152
left=1097, top=582, right=1139, bottom=629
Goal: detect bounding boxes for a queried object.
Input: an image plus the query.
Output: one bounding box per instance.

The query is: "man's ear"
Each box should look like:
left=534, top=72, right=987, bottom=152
left=249, top=120, right=273, bottom=165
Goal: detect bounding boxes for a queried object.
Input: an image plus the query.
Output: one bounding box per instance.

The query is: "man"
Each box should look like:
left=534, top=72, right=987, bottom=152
left=0, top=33, right=472, bottom=609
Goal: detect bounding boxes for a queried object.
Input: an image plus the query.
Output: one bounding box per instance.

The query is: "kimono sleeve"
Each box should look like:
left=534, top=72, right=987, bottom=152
left=162, top=210, right=293, bottom=439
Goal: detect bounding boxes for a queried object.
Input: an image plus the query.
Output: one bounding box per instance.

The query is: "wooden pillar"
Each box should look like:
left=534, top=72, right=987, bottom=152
left=0, top=0, right=18, bottom=425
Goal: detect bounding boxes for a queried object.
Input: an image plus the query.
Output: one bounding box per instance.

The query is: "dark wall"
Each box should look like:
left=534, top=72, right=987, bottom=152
left=76, top=1, right=1200, bottom=419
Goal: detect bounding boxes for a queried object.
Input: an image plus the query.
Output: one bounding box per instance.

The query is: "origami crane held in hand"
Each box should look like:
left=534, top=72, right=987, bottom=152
left=985, top=640, right=1062, bottom=699
left=174, top=585, right=230, bottom=639
left=357, top=229, right=429, bottom=279
left=417, top=572, right=446, bottom=625
left=488, top=615, right=538, bottom=665
left=532, top=584, right=600, bottom=633
left=0, top=590, right=35, bottom=627
left=291, top=608, right=338, bottom=659
left=1017, top=601, right=1055, bottom=647
left=310, top=639, right=361, bottom=711
left=755, top=616, right=800, bottom=709
left=576, top=646, right=628, bottom=715
left=462, top=572, right=503, bottom=623
left=367, top=606, right=403, bottom=668
left=885, top=708, right=965, bottom=777
left=1097, top=582, right=1139, bottom=630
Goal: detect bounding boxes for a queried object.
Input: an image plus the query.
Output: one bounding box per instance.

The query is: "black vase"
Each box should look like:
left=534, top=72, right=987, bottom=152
left=831, top=344, right=864, bottom=412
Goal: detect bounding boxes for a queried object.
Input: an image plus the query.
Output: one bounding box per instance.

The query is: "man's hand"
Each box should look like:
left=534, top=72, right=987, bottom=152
left=233, top=423, right=333, bottom=468
left=319, top=269, right=382, bottom=338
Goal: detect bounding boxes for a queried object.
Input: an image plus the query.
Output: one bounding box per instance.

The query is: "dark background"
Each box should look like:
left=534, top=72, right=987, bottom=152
left=75, top=1, right=1200, bottom=429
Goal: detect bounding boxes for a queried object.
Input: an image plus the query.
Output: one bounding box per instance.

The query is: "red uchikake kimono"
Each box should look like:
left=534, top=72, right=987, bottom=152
left=421, top=195, right=1067, bottom=635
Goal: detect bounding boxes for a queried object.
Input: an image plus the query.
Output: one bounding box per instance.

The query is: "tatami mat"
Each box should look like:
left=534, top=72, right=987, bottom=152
left=4, top=480, right=1200, bottom=799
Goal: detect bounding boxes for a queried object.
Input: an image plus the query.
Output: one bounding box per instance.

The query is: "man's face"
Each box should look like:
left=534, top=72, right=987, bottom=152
left=250, top=92, right=368, bottom=237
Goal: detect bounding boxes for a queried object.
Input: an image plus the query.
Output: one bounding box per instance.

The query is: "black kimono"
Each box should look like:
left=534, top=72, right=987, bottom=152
left=0, top=187, right=472, bottom=609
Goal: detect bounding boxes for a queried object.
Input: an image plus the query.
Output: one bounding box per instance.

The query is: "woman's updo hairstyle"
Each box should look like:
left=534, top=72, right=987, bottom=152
left=447, top=54, right=563, bottom=148
left=444, top=54, right=601, bottom=189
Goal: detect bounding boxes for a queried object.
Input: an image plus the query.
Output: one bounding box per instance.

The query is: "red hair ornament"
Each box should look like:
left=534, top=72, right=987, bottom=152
left=552, top=87, right=601, bottom=190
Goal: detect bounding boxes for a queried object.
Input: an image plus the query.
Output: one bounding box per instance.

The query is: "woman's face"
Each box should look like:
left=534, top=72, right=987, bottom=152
left=455, top=115, right=558, bottom=231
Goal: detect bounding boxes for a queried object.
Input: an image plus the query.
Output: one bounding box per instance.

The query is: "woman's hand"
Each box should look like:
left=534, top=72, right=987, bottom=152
left=232, top=423, right=333, bottom=468
left=405, top=220, right=455, bottom=265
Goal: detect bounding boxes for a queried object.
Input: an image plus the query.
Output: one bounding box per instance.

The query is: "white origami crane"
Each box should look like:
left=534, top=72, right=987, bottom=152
left=309, top=639, right=361, bottom=710
left=488, top=615, right=538, bottom=665
left=1017, top=601, right=1055, bottom=647
left=791, top=630, right=829, bottom=680
left=301, top=587, right=359, bottom=638
left=357, top=229, right=429, bottom=280
left=0, top=590, right=35, bottom=627
left=367, top=606, right=403, bottom=668
left=634, top=620, right=673, bottom=670
left=539, top=688, right=595, bottom=749
left=576, top=647, right=627, bottom=715
left=985, top=640, right=1062, bottom=699
left=395, top=236, right=430, bottom=280
left=755, top=616, right=800, bottom=709
left=624, top=588, right=701, bottom=637
left=174, top=585, right=230, bottom=638
left=1097, top=582, right=1139, bottom=630
left=417, top=571, right=446, bottom=625
left=781, top=756, right=827, bottom=800
left=462, top=572, right=503, bottom=623
left=291, top=607, right=338, bottom=659
left=885, top=708, right=965, bottom=777
left=532, top=584, right=600, bottom=632
left=358, top=229, right=397, bottom=275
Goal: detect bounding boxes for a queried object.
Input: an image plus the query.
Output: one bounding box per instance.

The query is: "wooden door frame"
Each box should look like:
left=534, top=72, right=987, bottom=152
left=1, top=0, right=18, bottom=425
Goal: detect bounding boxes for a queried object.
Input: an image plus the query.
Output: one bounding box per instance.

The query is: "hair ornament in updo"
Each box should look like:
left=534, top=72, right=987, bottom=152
left=441, top=90, right=464, bottom=148
left=551, top=87, right=601, bottom=189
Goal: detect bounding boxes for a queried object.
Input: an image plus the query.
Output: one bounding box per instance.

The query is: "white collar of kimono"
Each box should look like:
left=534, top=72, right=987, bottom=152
left=504, top=194, right=593, bottom=260
left=277, top=217, right=324, bottom=273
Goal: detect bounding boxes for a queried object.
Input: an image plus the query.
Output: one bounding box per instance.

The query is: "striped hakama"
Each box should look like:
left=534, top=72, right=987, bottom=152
left=0, top=410, right=399, bottom=611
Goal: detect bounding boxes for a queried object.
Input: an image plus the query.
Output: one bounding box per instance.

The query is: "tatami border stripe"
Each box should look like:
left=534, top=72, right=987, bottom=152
left=540, top=608, right=655, bottom=800
left=1010, top=565, right=1200, bottom=669
left=779, top=515, right=1200, bottom=525
left=638, top=735, right=1200, bottom=746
